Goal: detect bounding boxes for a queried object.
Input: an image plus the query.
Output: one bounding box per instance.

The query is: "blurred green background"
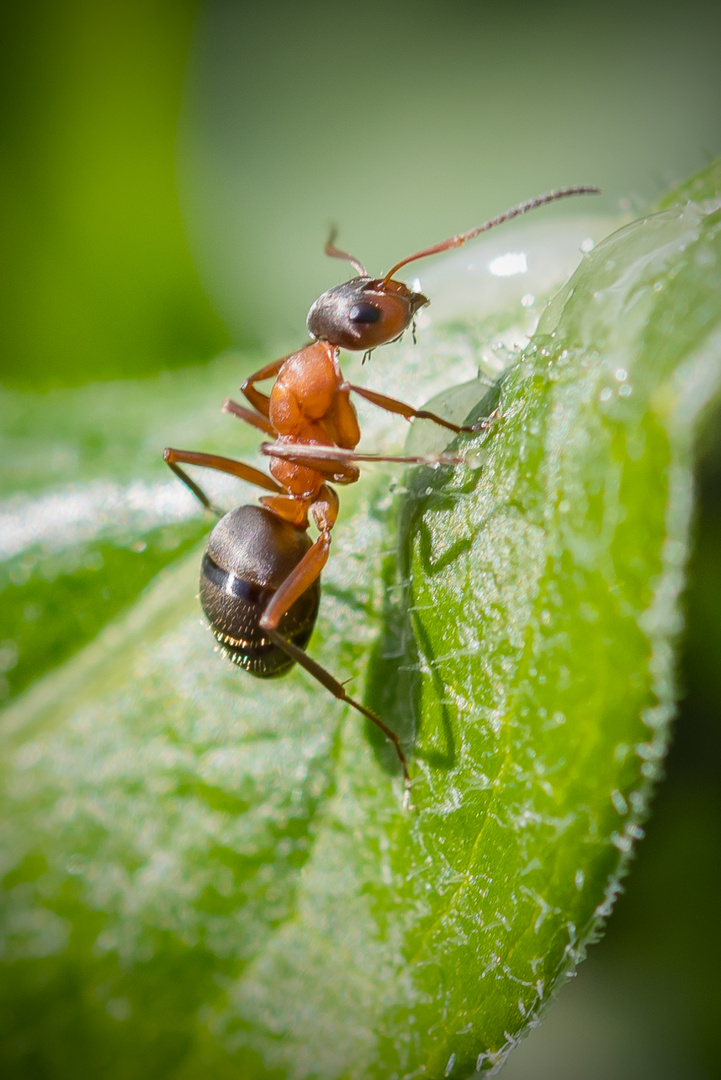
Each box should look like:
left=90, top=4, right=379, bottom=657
left=1, top=0, right=720, bottom=1076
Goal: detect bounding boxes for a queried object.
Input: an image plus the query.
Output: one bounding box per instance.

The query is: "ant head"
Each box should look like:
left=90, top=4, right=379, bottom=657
left=309, top=187, right=601, bottom=352
left=306, top=277, right=428, bottom=351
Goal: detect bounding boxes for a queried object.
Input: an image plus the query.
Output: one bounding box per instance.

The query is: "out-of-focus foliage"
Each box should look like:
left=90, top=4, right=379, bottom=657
left=0, top=1, right=228, bottom=387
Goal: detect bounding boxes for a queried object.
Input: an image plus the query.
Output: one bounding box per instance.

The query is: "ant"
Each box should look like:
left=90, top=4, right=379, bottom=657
left=164, top=186, right=600, bottom=807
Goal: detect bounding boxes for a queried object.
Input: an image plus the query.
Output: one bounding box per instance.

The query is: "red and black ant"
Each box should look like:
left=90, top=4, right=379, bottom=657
left=164, top=186, right=599, bottom=806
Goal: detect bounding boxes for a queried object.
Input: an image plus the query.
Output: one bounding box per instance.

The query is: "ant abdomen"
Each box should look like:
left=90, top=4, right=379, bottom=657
left=199, top=505, right=320, bottom=678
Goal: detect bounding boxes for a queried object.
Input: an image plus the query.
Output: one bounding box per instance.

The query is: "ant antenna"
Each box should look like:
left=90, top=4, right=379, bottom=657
left=324, top=227, right=368, bottom=277
left=382, top=186, right=601, bottom=284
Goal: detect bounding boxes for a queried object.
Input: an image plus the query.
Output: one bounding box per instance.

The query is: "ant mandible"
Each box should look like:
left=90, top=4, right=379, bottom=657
left=164, top=186, right=600, bottom=807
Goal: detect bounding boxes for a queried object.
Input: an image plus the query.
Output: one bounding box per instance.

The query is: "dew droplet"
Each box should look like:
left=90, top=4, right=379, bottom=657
left=695, top=247, right=716, bottom=268
left=611, top=831, right=632, bottom=853
left=465, top=450, right=487, bottom=469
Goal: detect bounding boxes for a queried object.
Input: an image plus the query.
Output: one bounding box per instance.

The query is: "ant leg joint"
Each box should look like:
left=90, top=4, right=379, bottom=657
left=469, top=406, right=503, bottom=432
left=164, top=448, right=224, bottom=516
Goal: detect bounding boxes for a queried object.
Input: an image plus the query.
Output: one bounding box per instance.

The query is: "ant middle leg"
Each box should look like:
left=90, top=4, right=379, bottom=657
left=163, top=447, right=283, bottom=512
left=347, top=383, right=491, bottom=434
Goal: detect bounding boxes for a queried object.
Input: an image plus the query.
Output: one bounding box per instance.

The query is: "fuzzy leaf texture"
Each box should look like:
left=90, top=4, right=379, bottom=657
left=1, top=161, right=720, bottom=1079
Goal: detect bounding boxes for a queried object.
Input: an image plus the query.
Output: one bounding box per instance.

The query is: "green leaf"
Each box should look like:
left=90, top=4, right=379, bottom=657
left=1, top=163, right=720, bottom=1079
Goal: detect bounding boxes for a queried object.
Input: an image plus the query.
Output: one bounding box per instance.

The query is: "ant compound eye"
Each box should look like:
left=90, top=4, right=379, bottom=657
left=348, top=302, right=382, bottom=325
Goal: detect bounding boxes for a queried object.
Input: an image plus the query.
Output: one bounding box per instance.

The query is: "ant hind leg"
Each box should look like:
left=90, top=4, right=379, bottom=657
left=267, top=628, right=413, bottom=807
left=257, top=514, right=413, bottom=808
left=163, top=447, right=283, bottom=514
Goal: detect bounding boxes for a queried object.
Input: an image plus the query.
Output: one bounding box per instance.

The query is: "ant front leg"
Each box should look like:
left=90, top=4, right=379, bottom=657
left=164, top=447, right=283, bottom=513
left=258, top=485, right=413, bottom=807
left=348, top=383, right=491, bottom=434
left=240, top=355, right=289, bottom=417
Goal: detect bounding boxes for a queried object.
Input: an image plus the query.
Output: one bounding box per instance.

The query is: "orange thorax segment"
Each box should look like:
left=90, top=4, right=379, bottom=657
left=269, top=341, right=361, bottom=449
